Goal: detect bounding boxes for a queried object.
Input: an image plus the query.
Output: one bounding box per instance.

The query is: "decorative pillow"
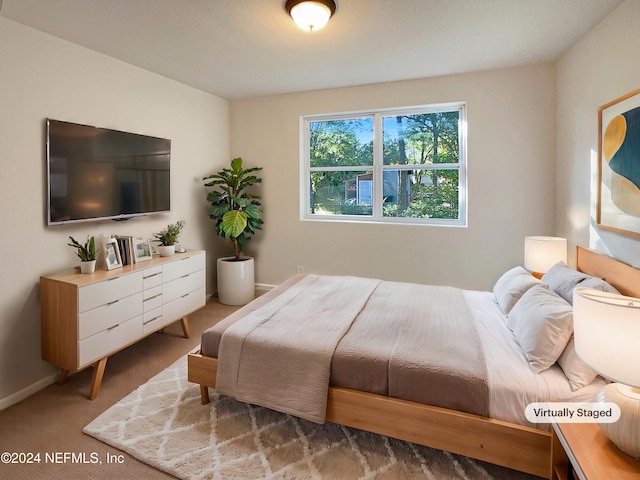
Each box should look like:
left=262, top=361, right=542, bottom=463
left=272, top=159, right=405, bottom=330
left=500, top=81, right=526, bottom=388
left=541, top=261, right=588, bottom=304
left=507, top=284, right=573, bottom=373
left=557, top=336, right=598, bottom=391
left=577, top=276, right=620, bottom=295
left=493, top=266, right=542, bottom=315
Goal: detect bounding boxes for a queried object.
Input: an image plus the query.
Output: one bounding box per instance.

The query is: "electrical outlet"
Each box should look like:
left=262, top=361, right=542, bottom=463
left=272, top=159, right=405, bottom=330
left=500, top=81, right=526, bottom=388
left=296, top=265, right=304, bottom=274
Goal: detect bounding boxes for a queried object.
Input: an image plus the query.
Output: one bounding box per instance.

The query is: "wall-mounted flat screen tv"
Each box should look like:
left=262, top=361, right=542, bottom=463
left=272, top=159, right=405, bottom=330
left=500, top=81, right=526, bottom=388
left=46, top=119, right=171, bottom=225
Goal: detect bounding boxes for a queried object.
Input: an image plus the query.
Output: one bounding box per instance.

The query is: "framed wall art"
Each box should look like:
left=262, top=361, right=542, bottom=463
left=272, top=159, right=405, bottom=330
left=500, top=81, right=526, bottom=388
left=597, top=88, right=640, bottom=238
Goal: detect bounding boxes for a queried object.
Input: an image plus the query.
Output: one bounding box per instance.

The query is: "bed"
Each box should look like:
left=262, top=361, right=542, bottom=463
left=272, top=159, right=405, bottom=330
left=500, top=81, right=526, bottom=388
left=187, top=246, right=640, bottom=478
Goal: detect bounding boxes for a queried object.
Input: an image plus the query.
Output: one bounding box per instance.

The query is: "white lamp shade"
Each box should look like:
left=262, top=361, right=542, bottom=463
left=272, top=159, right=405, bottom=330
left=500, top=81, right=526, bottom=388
left=289, top=1, right=332, bottom=31
left=524, top=236, right=567, bottom=273
left=573, top=287, right=640, bottom=388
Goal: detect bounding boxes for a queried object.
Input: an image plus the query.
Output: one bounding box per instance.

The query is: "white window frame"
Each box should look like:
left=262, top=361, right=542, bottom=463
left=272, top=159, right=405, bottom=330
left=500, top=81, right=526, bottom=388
left=299, top=103, right=467, bottom=226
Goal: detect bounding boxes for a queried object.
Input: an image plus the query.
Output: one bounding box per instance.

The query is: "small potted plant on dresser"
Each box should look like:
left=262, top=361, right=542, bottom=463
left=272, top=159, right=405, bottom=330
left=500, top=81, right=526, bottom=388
left=153, top=220, right=185, bottom=257
left=203, top=157, right=263, bottom=305
left=68, top=235, right=97, bottom=273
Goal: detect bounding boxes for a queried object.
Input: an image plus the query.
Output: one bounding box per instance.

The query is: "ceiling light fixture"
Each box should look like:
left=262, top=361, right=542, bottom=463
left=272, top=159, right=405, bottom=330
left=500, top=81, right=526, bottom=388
left=285, top=0, right=337, bottom=32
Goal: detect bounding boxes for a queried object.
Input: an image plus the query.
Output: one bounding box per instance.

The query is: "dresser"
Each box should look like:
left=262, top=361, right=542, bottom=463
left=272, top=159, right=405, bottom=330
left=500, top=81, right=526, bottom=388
left=41, top=250, right=206, bottom=399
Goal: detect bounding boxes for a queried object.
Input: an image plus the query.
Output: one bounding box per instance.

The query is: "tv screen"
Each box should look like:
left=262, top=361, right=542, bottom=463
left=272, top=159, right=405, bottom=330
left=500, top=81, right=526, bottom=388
left=46, top=119, right=171, bottom=225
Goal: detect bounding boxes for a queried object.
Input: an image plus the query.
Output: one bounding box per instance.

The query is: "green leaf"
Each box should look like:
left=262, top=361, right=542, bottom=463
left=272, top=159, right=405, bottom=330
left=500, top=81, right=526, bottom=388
left=243, top=203, right=261, bottom=219
left=231, top=157, right=243, bottom=173
left=220, top=210, right=247, bottom=238
left=206, top=190, right=227, bottom=202
left=209, top=203, right=229, bottom=218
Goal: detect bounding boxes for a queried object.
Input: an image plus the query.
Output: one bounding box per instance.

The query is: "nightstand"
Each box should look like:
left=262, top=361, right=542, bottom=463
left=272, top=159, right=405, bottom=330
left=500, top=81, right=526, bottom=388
left=551, top=421, right=640, bottom=480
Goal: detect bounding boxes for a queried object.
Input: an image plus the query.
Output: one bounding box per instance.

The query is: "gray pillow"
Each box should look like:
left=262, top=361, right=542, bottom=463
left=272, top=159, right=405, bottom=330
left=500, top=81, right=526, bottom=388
left=493, top=266, right=542, bottom=315
left=507, top=284, right=573, bottom=373
left=541, top=261, right=588, bottom=304
left=578, top=276, right=620, bottom=295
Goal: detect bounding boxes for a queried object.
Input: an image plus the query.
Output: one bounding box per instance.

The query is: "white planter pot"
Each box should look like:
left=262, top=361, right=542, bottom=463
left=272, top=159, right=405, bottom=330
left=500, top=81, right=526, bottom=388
left=157, top=245, right=175, bottom=257
left=80, top=260, right=96, bottom=274
left=217, top=256, right=255, bottom=306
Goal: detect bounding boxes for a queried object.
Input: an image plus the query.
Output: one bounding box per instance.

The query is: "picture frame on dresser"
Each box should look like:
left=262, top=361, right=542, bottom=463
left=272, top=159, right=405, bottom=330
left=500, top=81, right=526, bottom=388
left=104, top=238, right=123, bottom=270
left=133, top=238, right=152, bottom=262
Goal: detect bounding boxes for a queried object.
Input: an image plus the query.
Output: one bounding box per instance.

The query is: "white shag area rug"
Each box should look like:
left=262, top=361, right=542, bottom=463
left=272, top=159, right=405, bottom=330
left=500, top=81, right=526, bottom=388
left=84, top=356, right=540, bottom=480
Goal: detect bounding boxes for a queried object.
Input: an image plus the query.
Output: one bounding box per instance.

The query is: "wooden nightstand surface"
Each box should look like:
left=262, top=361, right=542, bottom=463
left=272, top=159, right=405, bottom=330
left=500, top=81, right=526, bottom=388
left=552, top=421, right=640, bottom=480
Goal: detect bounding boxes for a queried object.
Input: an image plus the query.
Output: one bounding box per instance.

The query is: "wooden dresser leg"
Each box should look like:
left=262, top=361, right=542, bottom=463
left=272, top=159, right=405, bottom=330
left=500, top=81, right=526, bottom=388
left=58, top=369, right=70, bottom=385
left=180, top=316, right=191, bottom=339
left=88, top=358, right=108, bottom=400
left=200, top=385, right=210, bottom=405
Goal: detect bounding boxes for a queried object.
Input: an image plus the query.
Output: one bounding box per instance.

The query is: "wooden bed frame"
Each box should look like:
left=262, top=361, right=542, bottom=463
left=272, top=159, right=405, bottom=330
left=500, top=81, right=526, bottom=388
left=187, top=246, right=640, bottom=479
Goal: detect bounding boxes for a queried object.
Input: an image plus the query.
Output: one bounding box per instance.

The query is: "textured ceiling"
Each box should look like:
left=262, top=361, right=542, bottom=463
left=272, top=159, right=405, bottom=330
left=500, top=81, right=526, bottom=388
left=0, top=0, right=623, bottom=99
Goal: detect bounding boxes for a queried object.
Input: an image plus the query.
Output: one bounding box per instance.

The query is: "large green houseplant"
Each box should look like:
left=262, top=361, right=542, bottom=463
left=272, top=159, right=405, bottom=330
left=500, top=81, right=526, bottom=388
left=203, top=157, right=263, bottom=305
left=203, top=157, right=263, bottom=260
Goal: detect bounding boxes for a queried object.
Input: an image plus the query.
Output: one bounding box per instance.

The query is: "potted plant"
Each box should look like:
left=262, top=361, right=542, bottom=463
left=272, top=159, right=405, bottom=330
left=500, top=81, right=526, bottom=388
left=203, top=157, right=263, bottom=305
left=68, top=235, right=97, bottom=273
left=153, top=220, right=185, bottom=256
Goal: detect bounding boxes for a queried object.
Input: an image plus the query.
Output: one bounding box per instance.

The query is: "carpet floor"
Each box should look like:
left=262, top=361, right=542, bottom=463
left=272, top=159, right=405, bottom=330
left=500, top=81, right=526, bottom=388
left=84, top=356, right=543, bottom=480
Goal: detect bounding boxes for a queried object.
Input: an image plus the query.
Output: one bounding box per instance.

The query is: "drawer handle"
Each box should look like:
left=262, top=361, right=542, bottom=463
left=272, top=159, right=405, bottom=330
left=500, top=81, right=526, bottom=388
left=107, top=324, right=120, bottom=331
left=144, top=294, right=162, bottom=302
left=107, top=299, right=120, bottom=306
left=181, top=293, right=190, bottom=299
left=144, top=272, right=161, bottom=279
left=107, top=277, right=120, bottom=282
left=181, top=274, right=190, bottom=279
left=144, top=316, right=161, bottom=325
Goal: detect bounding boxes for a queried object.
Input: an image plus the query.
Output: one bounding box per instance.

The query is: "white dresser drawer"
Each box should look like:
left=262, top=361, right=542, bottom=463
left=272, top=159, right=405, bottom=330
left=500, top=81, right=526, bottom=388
left=163, top=269, right=205, bottom=304
left=162, top=252, right=204, bottom=283
left=143, top=286, right=163, bottom=311
left=78, top=315, right=143, bottom=367
left=162, top=288, right=205, bottom=325
left=78, top=292, right=143, bottom=340
left=142, top=266, right=163, bottom=290
left=78, top=272, right=143, bottom=313
left=143, top=307, right=163, bottom=334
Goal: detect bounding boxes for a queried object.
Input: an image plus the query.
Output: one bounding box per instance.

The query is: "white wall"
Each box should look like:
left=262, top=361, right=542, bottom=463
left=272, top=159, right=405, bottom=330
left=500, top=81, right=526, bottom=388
left=557, top=0, right=640, bottom=266
left=230, top=63, right=557, bottom=291
left=0, top=18, right=230, bottom=405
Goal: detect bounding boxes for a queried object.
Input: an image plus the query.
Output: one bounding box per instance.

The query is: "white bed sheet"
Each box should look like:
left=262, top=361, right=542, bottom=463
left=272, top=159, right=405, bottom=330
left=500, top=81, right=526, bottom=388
left=464, top=290, right=605, bottom=429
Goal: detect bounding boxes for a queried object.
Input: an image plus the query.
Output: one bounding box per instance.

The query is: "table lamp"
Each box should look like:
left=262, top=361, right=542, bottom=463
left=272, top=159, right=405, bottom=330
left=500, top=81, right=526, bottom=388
left=524, top=236, right=567, bottom=278
left=573, top=287, right=640, bottom=459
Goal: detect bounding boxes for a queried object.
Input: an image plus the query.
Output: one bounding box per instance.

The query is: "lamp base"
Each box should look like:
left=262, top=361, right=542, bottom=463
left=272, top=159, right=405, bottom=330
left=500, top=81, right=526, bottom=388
left=597, top=383, right=640, bottom=459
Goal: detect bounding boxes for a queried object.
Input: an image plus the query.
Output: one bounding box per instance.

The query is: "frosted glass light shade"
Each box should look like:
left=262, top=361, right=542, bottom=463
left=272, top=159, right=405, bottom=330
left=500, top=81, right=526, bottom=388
left=523, top=236, right=567, bottom=273
left=287, top=0, right=335, bottom=31
left=573, top=287, right=640, bottom=388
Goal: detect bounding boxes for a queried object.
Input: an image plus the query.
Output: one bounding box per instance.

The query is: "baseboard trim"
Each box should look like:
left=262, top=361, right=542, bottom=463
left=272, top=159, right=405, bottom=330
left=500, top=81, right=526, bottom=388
left=0, top=372, right=59, bottom=411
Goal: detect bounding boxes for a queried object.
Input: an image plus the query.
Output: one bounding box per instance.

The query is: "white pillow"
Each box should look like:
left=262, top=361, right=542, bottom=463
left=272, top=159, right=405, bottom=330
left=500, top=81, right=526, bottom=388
left=557, top=336, right=598, bottom=391
left=493, top=266, right=541, bottom=314
left=507, top=284, right=573, bottom=373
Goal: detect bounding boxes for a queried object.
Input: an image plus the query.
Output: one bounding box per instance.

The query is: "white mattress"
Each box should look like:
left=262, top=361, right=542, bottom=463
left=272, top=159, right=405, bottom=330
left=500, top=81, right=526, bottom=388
left=464, top=290, right=605, bottom=429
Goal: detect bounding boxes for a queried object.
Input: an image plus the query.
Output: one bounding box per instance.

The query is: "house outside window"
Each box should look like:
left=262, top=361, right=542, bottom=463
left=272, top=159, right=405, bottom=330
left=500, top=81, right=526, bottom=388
left=300, top=103, right=467, bottom=226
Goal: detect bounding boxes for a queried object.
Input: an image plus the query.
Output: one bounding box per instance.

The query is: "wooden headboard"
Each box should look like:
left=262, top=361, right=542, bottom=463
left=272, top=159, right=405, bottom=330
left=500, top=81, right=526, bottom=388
left=576, top=246, right=640, bottom=297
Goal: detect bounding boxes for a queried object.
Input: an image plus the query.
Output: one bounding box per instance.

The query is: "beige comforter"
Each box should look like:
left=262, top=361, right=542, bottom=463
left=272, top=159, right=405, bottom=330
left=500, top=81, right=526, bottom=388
left=215, top=274, right=381, bottom=423
left=215, top=274, right=489, bottom=423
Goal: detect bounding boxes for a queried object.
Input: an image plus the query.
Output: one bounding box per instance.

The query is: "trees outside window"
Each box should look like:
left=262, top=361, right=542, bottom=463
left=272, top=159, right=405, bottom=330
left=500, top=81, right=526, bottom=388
left=301, top=103, right=466, bottom=226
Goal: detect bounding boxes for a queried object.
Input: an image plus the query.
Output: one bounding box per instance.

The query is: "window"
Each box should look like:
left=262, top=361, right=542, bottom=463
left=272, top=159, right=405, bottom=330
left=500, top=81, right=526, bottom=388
left=300, top=103, right=467, bottom=226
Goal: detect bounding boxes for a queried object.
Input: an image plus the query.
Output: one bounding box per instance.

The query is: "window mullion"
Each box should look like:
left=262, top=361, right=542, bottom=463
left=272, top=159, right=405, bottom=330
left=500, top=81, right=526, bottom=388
left=372, top=113, right=383, bottom=219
